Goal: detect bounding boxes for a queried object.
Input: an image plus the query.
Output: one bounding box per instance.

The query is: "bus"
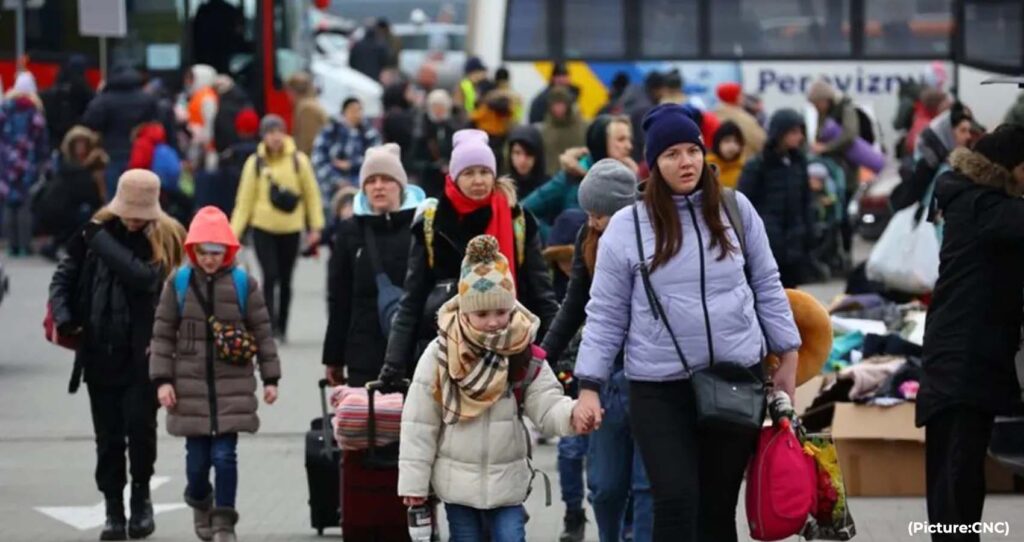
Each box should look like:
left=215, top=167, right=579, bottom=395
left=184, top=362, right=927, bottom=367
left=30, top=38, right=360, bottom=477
left=0, top=0, right=310, bottom=124
left=468, top=0, right=1024, bottom=148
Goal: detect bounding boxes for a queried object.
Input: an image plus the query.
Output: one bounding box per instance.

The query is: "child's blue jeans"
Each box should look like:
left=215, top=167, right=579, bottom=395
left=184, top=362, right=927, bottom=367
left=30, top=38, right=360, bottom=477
left=185, top=434, right=238, bottom=508
left=445, top=503, right=526, bottom=542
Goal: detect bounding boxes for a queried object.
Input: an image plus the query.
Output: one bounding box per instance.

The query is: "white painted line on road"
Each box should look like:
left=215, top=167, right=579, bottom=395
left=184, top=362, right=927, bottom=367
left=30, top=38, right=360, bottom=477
left=34, top=476, right=187, bottom=531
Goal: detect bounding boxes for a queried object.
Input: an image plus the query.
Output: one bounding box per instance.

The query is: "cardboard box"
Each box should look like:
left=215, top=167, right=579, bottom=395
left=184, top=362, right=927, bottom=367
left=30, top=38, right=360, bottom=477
left=816, top=401, right=1019, bottom=497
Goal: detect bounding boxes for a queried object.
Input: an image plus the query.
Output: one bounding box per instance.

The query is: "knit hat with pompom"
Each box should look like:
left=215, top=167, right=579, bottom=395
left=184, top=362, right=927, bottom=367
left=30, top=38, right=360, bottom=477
left=458, top=235, right=516, bottom=313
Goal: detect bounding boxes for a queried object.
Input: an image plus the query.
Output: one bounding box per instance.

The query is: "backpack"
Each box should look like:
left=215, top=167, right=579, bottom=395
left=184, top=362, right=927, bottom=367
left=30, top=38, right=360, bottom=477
left=418, top=198, right=527, bottom=269
left=174, top=266, right=249, bottom=315
left=721, top=188, right=746, bottom=253
left=151, top=143, right=182, bottom=192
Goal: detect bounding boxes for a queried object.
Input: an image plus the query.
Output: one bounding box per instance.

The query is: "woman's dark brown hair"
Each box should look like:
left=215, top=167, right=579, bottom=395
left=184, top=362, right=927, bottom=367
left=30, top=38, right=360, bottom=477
left=643, top=163, right=735, bottom=272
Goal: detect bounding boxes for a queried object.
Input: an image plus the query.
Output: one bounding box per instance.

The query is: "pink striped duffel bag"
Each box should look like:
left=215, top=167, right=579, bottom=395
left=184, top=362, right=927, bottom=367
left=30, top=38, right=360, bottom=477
left=331, top=385, right=404, bottom=451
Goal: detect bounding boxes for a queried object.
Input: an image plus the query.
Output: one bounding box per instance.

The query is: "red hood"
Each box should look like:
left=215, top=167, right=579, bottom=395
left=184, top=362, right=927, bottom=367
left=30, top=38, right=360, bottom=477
left=136, top=122, right=166, bottom=144
left=184, top=206, right=241, bottom=268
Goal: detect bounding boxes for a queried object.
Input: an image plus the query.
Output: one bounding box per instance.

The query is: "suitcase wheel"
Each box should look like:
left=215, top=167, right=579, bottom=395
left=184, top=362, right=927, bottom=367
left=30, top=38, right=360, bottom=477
left=316, top=527, right=324, bottom=536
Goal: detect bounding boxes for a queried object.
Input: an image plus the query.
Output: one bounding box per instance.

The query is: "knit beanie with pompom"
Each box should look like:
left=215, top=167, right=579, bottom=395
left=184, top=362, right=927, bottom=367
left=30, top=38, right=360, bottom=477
left=458, top=235, right=517, bottom=313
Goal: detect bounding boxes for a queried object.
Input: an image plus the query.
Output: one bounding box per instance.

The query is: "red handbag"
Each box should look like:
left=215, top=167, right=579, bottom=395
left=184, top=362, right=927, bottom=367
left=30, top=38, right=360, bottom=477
left=43, top=301, right=81, bottom=351
left=746, top=420, right=818, bottom=541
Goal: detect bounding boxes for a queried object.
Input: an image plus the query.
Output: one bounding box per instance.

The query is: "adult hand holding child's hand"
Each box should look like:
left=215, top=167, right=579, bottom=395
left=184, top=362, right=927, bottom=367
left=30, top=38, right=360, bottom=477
left=572, top=389, right=603, bottom=434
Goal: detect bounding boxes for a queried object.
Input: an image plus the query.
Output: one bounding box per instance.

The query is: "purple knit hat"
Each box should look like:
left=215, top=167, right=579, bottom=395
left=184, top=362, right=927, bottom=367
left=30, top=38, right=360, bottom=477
left=449, top=129, right=496, bottom=180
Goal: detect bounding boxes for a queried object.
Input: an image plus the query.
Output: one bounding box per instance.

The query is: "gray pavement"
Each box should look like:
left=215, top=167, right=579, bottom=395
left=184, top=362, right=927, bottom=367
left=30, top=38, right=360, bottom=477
left=1, top=249, right=1022, bottom=541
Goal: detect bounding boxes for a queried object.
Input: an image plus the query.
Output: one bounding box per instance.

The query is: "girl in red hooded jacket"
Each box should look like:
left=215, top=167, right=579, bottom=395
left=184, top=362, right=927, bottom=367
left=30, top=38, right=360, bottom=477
left=149, top=206, right=281, bottom=542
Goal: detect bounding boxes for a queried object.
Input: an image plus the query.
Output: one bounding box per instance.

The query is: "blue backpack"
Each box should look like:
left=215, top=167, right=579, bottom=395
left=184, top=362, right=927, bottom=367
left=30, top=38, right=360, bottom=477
left=151, top=143, right=182, bottom=192
left=173, top=266, right=249, bottom=315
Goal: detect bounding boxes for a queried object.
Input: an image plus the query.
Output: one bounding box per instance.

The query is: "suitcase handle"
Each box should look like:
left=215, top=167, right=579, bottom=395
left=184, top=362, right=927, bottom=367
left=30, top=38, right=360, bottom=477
left=364, top=379, right=409, bottom=464
left=318, top=379, right=334, bottom=456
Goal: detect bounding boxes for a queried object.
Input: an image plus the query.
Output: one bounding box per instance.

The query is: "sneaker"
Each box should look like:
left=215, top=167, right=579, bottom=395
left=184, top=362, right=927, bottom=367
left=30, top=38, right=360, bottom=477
left=559, top=509, right=586, bottom=542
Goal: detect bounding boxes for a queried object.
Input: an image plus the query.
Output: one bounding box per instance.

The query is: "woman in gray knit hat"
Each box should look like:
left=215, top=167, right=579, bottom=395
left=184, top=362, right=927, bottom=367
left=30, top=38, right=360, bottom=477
left=540, top=158, right=652, bottom=542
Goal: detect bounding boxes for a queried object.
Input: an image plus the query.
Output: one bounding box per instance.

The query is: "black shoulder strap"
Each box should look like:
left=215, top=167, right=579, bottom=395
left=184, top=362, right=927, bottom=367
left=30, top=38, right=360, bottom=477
left=361, top=222, right=385, bottom=276
left=632, top=204, right=693, bottom=375
left=187, top=273, right=215, bottom=321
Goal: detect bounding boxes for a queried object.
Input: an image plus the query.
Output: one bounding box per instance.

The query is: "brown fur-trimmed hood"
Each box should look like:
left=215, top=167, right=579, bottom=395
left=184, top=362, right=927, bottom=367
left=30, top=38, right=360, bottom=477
left=949, top=147, right=1024, bottom=198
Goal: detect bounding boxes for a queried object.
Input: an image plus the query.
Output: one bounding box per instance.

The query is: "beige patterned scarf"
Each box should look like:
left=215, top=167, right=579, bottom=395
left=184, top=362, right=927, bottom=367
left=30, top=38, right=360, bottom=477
left=433, top=298, right=539, bottom=425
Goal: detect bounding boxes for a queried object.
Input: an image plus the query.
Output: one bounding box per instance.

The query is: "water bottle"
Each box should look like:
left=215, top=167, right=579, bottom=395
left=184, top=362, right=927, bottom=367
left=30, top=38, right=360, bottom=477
left=407, top=504, right=432, bottom=542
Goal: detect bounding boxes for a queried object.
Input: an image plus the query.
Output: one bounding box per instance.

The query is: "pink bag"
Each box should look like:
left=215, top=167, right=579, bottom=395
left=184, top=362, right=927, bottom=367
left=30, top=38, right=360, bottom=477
left=746, top=422, right=818, bottom=541
left=331, top=386, right=404, bottom=451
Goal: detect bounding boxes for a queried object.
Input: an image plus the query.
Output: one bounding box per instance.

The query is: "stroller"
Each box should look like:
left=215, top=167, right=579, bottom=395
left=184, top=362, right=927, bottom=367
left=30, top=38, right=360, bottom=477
left=806, top=157, right=850, bottom=282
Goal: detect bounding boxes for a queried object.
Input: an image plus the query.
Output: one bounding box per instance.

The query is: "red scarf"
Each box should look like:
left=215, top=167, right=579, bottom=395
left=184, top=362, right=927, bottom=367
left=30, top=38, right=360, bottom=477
left=444, top=175, right=517, bottom=284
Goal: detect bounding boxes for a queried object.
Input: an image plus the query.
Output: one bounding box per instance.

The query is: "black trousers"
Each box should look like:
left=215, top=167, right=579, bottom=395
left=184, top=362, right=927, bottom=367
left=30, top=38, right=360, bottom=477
left=925, top=406, right=994, bottom=542
left=252, top=229, right=301, bottom=334
left=629, top=379, right=760, bottom=542
left=87, top=382, right=158, bottom=499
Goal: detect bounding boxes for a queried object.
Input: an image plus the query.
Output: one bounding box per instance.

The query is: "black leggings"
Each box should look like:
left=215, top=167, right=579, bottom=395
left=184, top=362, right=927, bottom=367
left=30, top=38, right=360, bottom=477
left=629, top=379, right=760, bottom=542
left=252, top=229, right=301, bottom=333
left=925, top=406, right=994, bottom=542
left=87, top=382, right=158, bottom=499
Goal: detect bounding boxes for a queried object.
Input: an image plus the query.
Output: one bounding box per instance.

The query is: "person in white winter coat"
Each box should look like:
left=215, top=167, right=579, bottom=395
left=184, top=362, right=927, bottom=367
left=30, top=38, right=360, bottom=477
left=398, top=234, right=586, bottom=542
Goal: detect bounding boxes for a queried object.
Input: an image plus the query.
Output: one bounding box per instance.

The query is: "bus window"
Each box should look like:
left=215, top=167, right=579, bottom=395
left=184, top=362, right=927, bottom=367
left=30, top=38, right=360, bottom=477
left=864, top=0, right=952, bottom=57
left=0, top=2, right=100, bottom=63
left=564, top=0, right=625, bottom=59
left=273, top=0, right=307, bottom=85
left=109, top=0, right=185, bottom=74
left=503, top=0, right=551, bottom=59
left=190, top=0, right=254, bottom=76
left=963, top=1, right=1023, bottom=71
left=640, top=0, right=698, bottom=58
left=710, top=0, right=851, bottom=57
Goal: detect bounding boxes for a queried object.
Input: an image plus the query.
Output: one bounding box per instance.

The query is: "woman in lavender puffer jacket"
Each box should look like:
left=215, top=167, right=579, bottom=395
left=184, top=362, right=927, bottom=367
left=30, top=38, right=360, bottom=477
left=572, top=105, right=801, bottom=542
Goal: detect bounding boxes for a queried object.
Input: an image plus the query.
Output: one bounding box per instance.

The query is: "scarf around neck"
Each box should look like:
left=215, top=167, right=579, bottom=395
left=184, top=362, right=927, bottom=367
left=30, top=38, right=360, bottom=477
left=444, top=175, right=517, bottom=284
left=433, top=297, right=539, bottom=425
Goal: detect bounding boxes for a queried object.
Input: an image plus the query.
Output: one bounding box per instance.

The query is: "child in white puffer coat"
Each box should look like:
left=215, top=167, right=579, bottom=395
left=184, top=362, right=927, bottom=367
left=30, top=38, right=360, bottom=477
left=398, top=234, right=586, bottom=542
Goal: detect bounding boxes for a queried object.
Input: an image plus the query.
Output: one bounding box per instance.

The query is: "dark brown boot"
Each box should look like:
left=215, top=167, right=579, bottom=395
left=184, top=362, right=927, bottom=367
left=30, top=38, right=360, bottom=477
left=210, top=507, right=239, bottom=542
left=184, top=491, right=213, bottom=541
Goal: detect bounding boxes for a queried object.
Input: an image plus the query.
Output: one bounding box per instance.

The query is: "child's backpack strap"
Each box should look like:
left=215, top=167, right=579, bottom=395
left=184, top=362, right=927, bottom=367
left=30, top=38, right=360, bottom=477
left=513, top=345, right=547, bottom=420
left=231, top=267, right=249, bottom=315
left=174, top=266, right=192, bottom=315
left=174, top=265, right=249, bottom=315
left=515, top=344, right=552, bottom=507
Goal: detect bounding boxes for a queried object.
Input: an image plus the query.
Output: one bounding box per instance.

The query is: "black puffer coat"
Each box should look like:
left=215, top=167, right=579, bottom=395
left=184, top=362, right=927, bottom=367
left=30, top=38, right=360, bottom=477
left=383, top=180, right=560, bottom=376
left=738, top=108, right=813, bottom=269
left=323, top=208, right=416, bottom=386
left=917, top=148, right=1024, bottom=426
left=81, top=68, right=158, bottom=159
left=49, top=220, right=168, bottom=389
left=506, top=125, right=548, bottom=200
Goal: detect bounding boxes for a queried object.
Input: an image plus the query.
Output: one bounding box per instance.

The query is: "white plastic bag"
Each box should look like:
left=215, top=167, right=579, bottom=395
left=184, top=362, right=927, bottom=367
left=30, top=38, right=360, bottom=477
left=866, top=204, right=939, bottom=294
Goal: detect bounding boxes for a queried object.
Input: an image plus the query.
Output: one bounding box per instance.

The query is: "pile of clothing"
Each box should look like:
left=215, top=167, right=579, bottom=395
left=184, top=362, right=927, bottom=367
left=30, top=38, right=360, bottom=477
left=802, top=293, right=929, bottom=431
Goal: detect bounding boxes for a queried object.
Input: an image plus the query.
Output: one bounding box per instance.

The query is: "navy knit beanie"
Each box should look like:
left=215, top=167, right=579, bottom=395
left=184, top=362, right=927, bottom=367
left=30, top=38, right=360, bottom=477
left=642, top=104, right=706, bottom=169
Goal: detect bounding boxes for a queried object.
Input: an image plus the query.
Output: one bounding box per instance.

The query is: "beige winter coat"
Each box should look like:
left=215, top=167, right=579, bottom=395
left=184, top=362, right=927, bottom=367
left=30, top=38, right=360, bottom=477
left=398, top=339, right=576, bottom=509
left=150, top=267, right=280, bottom=436
left=716, top=102, right=767, bottom=158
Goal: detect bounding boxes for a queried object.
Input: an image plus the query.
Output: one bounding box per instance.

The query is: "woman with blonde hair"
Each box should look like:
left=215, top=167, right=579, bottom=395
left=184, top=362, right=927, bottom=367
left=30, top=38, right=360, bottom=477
left=49, top=169, right=186, bottom=541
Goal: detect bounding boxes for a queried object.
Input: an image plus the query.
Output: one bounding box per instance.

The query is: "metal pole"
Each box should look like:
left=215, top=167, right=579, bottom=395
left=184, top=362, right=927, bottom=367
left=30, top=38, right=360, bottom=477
left=15, top=0, right=25, bottom=66
left=99, top=37, right=107, bottom=83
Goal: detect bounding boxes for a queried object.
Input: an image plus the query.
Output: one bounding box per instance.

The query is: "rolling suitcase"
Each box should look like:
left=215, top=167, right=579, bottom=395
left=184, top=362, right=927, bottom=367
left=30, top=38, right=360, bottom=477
left=341, top=380, right=411, bottom=542
left=305, top=379, right=341, bottom=535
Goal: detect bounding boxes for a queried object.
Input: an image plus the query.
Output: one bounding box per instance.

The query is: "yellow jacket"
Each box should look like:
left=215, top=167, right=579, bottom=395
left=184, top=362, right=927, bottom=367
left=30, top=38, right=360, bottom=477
left=708, top=152, right=745, bottom=189
left=231, top=136, right=325, bottom=237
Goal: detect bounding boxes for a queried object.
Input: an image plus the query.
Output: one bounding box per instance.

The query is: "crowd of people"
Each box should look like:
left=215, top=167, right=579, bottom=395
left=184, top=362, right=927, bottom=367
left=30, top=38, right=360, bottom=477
left=2, top=44, right=1024, bottom=541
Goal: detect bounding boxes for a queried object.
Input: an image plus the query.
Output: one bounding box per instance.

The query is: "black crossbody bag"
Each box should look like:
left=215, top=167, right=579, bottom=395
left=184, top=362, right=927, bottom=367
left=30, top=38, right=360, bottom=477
left=631, top=200, right=766, bottom=432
